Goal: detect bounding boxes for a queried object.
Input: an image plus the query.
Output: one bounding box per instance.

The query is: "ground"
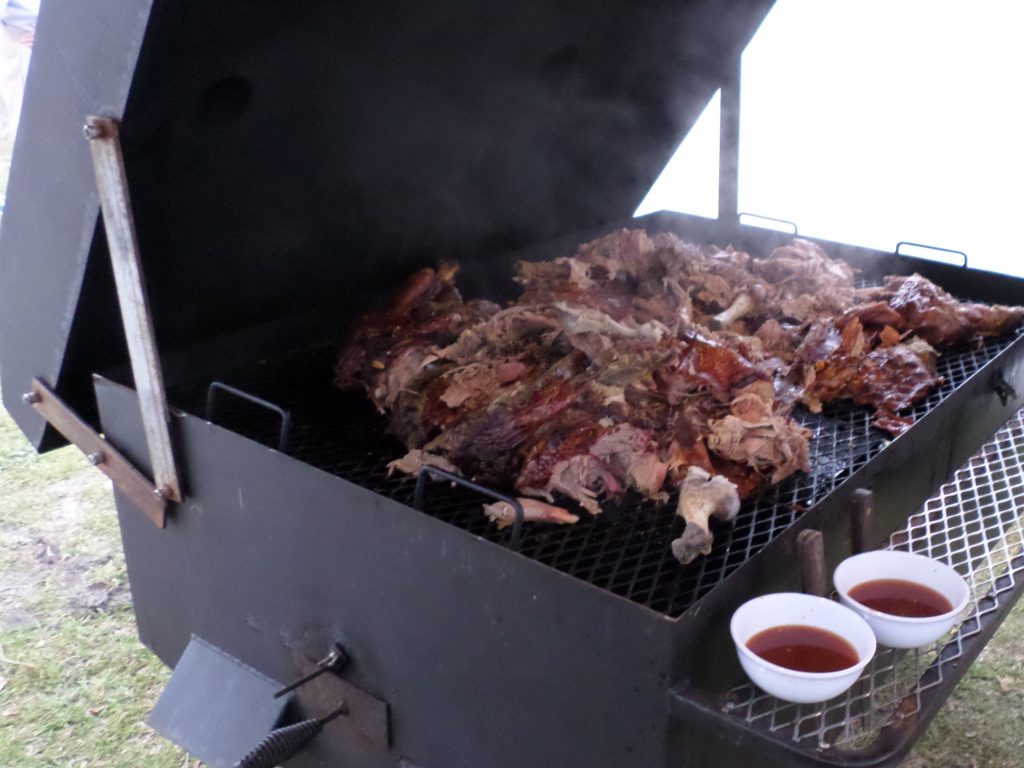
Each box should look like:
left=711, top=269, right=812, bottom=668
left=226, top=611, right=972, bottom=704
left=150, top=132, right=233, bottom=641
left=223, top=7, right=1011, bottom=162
left=0, top=396, right=192, bottom=767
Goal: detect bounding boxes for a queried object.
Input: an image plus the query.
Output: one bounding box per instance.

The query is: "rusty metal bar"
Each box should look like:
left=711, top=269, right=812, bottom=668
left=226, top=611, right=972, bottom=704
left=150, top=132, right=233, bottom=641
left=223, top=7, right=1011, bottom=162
left=84, top=115, right=181, bottom=503
left=851, top=488, right=875, bottom=554
left=796, top=529, right=828, bottom=597
left=718, top=54, right=741, bottom=224
left=24, top=378, right=167, bottom=527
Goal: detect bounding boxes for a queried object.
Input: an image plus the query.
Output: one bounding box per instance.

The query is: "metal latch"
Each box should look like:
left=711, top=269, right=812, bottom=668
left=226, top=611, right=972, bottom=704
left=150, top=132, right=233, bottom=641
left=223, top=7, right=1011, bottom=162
left=22, top=378, right=169, bottom=528
left=281, top=643, right=391, bottom=752
left=273, top=643, right=350, bottom=699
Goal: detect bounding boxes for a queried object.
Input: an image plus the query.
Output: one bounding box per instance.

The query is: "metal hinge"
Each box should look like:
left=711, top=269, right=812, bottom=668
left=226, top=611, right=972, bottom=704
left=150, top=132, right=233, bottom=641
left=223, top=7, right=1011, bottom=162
left=22, top=378, right=168, bottom=527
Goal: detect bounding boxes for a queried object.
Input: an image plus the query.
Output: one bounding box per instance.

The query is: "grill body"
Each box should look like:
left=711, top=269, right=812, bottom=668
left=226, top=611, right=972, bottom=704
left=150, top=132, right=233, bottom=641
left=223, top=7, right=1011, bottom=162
left=96, top=213, right=1024, bottom=767
left=98, top=378, right=680, bottom=768
left=4, top=3, right=1024, bottom=765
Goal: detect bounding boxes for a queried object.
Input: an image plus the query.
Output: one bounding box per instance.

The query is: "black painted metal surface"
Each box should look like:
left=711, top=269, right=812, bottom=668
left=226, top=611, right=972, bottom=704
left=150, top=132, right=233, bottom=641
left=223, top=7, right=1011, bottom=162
left=97, top=376, right=679, bottom=768
left=147, top=635, right=290, bottom=768
left=0, top=0, right=775, bottom=452
left=92, top=211, right=1024, bottom=766
left=0, top=0, right=150, bottom=449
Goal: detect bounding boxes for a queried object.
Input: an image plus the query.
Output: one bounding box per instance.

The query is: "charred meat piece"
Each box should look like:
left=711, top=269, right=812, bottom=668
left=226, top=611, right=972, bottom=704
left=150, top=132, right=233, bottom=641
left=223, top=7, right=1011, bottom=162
left=753, top=239, right=855, bottom=298
left=882, top=273, right=1024, bottom=347
left=847, top=344, right=942, bottom=415
left=799, top=317, right=941, bottom=434
left=422, top=352, right=590, bottom=482
left=387, top=449, right=458, bottom=477
left=434, top=305, right=562, bottom=364
left=658, top=331, right=774, bottom=405
left=590, top=424, right=670, bottom=500
left=335, top=265, right=501, bottom=416
left=515, top=408, right=620, bottom=515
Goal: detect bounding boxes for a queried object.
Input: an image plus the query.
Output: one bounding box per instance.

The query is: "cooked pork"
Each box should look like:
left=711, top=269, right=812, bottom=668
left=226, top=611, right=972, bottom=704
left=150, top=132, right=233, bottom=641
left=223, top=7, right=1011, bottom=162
left=337, top=229, right=1024, bottom=565
left=879, top=273, right=1024, bottom=347
left=671, top=467, right=741, bottom=565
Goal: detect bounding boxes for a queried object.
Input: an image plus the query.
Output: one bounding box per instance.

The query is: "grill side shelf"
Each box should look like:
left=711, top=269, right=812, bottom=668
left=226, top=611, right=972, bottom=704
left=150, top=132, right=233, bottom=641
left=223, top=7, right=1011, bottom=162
left=668, top=411, right=1024, bottom=767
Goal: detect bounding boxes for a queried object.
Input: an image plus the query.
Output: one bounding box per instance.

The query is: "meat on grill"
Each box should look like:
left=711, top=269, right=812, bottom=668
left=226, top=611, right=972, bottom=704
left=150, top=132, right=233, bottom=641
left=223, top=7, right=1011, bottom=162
left=336, top=229, right=1024, bottom=564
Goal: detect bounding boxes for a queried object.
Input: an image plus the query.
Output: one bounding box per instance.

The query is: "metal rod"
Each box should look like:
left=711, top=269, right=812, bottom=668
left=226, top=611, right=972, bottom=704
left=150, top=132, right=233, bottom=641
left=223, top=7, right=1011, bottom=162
left=737, top=212, right=798, bottom=235
left=273, top=643, right=349, bottom=699
left=234, top=702, right=348, bottom=768
left=851, top=489, right=875, bottom=554
left=796, top=529, right=828, bottom=597
left=273, top=666, right=331, bottom=700
left=85, top=116, right=181, bottom=503
left=718, top=55, right=741, bottom=224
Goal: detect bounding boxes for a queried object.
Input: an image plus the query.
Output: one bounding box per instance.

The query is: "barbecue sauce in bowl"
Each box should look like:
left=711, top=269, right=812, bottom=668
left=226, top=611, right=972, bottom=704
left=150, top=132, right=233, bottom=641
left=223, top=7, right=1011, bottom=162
left=847, top=578, right=953, bottom=618
left=746, top=625, right=859, bottom=673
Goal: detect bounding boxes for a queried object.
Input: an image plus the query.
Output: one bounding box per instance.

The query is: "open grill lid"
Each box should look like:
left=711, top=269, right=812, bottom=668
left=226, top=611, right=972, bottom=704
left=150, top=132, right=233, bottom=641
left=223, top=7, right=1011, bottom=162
left=0, top=0, right=775, bottom=449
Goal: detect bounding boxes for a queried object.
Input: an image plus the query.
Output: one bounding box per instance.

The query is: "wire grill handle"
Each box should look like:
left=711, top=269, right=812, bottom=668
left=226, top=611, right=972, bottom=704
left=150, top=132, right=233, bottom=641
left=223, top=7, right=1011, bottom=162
left=205, top=381, right=292, bottom=452
left=414, top=465, right=525, bottom=551
left=895, top=241, right=968, bottom=269
left=738, top=212, right=799, bottom=235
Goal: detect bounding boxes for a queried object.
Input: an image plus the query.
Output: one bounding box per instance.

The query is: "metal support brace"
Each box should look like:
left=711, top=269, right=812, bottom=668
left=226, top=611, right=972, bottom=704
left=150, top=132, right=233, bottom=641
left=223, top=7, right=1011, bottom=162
left=23, top=378, right=168, bottom=527
left=84, top=115, right=181, bottom=503
left=718, top=55, right=742, bottom=225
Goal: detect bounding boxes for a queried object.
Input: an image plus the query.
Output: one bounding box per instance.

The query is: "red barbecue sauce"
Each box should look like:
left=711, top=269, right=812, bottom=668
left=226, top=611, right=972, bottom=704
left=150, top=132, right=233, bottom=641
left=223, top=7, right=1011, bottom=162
left=746, top=625, right=859, bottom=673
left=848, top=579, right=953, bottom=618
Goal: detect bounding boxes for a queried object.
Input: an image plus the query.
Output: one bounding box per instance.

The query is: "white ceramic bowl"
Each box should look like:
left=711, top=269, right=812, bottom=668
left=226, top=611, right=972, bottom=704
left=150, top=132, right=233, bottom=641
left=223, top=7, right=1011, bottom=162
left=730, top=593, right=876, bottom=704
left=834, top=550, right=970, bottom=649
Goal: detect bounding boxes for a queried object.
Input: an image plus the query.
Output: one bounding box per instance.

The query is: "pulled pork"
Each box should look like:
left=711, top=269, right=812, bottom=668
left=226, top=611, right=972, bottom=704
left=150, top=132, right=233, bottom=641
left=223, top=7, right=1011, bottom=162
left=337, top=229, right=1024, bottom=565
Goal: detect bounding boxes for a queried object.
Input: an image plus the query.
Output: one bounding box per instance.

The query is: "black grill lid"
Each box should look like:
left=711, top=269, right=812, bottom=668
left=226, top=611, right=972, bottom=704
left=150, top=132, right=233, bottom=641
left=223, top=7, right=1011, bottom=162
left=0, top=0, right=775, bottom=448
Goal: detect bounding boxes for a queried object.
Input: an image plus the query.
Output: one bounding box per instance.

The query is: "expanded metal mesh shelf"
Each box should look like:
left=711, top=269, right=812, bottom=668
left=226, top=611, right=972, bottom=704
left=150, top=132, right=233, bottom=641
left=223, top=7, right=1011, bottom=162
left=167, top=327, right=1022, bottom=619
left=722, top=411, right=1024, bottom=755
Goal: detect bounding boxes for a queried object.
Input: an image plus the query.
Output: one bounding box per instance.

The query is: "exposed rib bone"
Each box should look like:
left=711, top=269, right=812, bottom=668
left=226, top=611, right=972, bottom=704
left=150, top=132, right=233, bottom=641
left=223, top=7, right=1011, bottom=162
left=553, top=302, right=667, bottom=342
left=484, top=498, right=580, bottom=528
left=710, top=291, right=754, bottom=330
left=671, top=467, right=741, bottom=564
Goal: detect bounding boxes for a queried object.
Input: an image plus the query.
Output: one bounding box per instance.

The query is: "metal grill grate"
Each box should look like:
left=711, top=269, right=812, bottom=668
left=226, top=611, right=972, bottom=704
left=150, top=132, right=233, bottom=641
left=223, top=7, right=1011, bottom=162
left=167, top=327, right=1022, bottom=619
left=723, top=411, right=1024, bottom=753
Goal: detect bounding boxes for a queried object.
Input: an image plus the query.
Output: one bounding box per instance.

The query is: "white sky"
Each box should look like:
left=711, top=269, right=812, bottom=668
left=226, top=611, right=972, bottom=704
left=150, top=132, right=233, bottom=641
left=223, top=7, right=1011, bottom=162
left=635, top=0, right=1024, bottom=277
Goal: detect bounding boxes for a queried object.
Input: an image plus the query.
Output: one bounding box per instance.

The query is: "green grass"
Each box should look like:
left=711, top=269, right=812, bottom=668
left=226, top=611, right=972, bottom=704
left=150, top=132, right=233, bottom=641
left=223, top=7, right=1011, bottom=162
left=904, top=606, right=1024, bottom=767
left=0, top=396, right=189, bottom=767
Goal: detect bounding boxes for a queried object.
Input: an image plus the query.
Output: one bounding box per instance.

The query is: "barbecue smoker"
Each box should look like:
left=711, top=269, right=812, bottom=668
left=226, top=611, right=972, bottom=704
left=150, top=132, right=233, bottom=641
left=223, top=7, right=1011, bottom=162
left=3, top=2, right=1024, bottom=767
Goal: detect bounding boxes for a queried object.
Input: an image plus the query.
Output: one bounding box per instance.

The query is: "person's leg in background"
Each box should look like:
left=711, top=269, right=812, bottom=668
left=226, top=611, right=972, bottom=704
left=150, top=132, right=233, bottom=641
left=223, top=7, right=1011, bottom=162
left=0, top=0, right=36, bottom=143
